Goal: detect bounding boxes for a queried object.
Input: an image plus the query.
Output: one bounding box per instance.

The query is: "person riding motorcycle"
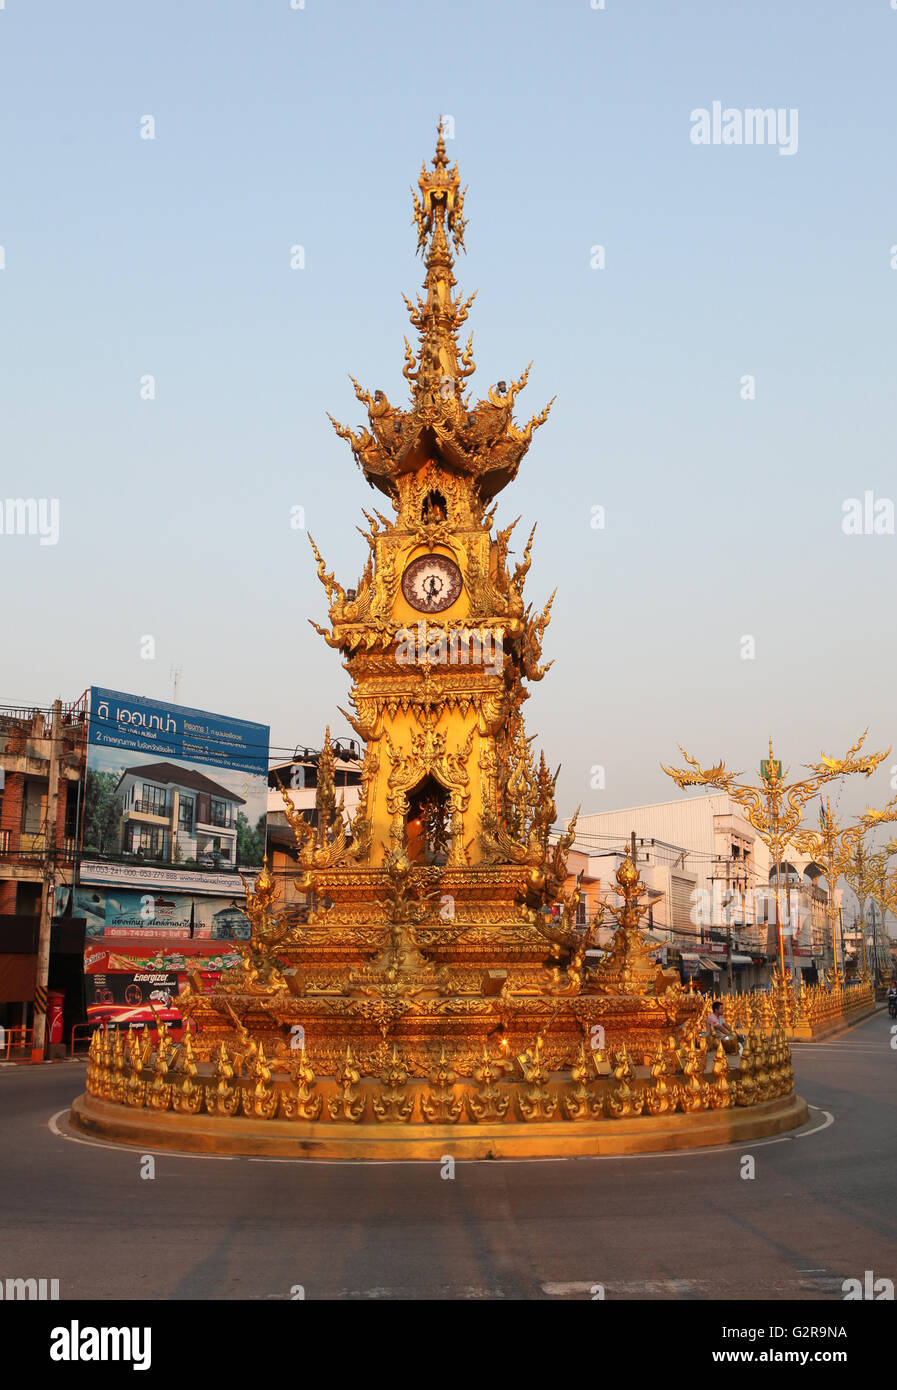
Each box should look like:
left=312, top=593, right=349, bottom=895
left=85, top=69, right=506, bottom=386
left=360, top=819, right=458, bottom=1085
left=888, top=980, right=897, bottom=1019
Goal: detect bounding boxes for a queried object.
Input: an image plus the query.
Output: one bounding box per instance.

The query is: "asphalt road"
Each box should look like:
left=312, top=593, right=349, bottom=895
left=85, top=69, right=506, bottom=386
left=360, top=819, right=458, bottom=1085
left=0, top=1011, right=894, bottom=1301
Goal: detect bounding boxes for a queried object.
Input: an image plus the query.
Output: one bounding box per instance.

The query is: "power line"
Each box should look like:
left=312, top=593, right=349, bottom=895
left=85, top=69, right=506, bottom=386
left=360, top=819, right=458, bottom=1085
left=0, top=706, right=357, bottom=763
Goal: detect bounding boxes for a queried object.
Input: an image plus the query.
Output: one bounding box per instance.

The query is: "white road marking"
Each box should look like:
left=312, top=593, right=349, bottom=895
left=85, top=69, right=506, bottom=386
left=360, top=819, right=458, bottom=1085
left=542, top=1277, right=843, bottom=1296
left=47, top=1109, right=236, bottom=1159
left=793, top=1107, right=834, bottom=1139
left=334, top=1286, right=508, bottom=1299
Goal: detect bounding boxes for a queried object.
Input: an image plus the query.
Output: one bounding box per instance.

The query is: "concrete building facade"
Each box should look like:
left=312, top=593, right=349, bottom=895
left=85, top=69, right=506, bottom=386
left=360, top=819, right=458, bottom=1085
left=573, top=793, right=840, bottom=989
left=0, top=698, right=89, bottom=1041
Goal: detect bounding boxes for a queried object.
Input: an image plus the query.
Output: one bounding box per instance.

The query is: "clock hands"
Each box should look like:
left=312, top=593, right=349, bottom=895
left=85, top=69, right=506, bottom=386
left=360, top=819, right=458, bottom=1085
left=423, top=574, right=444, bottom=605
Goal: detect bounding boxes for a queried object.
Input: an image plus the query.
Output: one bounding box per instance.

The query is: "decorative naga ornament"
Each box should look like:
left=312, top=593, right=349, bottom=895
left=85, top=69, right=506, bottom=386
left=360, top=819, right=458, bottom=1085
left=72, top=126, right=810, bottom=1158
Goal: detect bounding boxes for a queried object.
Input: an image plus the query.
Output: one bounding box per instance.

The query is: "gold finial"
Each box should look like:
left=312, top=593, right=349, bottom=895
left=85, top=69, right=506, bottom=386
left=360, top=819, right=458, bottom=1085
left=239, top=852, right=277, bottom=924
left=434, top=119, right=449, bottom=169
left=315, top=727, right=336, bottom=834
left=412, top=121, right=466, bottom=259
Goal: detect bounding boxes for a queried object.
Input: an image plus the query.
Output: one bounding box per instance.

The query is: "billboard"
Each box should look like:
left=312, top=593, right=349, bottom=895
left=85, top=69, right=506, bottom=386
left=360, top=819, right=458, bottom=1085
left=56, top=884, right=252, bottom=940
left=86, top=971, right=185, bottom=1033
left=81, top=937, right=240, bottom=1035
left=80, top=687, right=268, bottom=895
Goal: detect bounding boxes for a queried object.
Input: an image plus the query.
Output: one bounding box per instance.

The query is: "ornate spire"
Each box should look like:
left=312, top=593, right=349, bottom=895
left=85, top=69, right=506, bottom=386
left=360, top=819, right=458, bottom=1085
left=328, top=123, right=553, bottom=507
left=406, top=119, right=471, bottom=407
left=315, top=727, right=336, bottom=834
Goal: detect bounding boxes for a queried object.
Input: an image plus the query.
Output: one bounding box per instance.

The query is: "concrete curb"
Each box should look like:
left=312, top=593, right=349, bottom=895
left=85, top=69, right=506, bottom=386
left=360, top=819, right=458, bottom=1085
left=789, top=1004, right=883, bottom=1043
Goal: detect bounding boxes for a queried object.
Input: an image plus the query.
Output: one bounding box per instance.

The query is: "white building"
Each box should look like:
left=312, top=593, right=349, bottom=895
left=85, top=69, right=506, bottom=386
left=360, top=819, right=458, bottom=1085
left=572, top=794, right=836, bottom=987
left=266, top=741, right=363, bottom=915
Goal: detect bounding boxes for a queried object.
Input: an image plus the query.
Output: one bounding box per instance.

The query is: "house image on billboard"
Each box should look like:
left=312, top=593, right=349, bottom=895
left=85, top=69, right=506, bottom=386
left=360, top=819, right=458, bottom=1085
left=211, top=904, right=250, bottom=940
left=116, top=761, right=246, bottom=870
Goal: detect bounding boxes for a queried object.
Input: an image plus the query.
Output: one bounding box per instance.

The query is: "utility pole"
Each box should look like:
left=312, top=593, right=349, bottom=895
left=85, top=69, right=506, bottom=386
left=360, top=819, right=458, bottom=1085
left=837, top=903, right=846, bottom=979
left=857, top=912, right=868, bottom=979
left=32, top=699, right=61, bottom=1061
left=724, top=857, right=734, bottom=993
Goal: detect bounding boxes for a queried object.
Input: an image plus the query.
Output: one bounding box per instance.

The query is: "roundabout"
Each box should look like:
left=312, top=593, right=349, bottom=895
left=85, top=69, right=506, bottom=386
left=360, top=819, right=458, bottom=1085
left=1, top=1012, right=892, bottom=1302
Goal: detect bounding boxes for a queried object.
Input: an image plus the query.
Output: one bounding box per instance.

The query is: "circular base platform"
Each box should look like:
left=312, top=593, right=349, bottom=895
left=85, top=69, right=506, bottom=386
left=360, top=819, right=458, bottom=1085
left=70, top=1091, right=809, bottom=1159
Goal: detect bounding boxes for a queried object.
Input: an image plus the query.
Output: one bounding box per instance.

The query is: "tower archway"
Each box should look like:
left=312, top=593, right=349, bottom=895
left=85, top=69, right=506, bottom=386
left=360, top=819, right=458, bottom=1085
left=405, top=774, right=452, bottom=865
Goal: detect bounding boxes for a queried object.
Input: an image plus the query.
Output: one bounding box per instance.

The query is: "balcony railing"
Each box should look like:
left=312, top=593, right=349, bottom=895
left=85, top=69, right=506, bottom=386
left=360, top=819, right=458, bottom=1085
left=131, top=800, right=169, bottom=816
left=0, top=838, right=78, bottom=865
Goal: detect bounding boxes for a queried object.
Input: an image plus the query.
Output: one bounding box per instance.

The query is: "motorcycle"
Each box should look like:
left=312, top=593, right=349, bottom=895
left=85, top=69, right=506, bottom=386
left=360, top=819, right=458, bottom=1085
left=888, top=995, right=897, bottom=1019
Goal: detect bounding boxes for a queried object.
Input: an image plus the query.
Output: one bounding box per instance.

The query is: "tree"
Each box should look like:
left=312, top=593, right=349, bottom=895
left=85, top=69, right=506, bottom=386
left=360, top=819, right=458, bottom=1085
left=236, top=811, right=266, bottom=867
left=82, top=769, right=122, bottom=856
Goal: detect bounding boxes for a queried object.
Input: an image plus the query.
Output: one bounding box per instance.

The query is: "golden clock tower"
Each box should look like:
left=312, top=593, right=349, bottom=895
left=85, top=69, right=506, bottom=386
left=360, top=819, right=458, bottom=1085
left=308, top=124, right=557, bottom=883
left=77, top=129, right=807, bottom=1160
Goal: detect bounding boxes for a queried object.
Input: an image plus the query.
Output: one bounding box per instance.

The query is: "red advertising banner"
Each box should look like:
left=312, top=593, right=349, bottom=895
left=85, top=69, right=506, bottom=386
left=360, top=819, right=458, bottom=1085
left=87, top=972, right=182, bottom=1029
left=83, top=941, right=240, bottom=975
left=83, top=941, right=234, bottom=1037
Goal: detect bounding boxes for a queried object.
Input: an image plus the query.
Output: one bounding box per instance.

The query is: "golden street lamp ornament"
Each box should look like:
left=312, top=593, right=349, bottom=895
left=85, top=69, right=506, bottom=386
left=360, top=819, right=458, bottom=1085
left=791, top=798, right=897, bottom=986
left=866, top=845, right=897, bottom=985
left=662, top=732, right=890, bottom=998
left=843, top=841, right=875, bottom=981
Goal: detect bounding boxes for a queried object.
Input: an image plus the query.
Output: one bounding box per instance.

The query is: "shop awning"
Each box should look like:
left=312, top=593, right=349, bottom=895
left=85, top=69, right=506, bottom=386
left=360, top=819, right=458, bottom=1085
left=698, top=956, right=721, bottom=972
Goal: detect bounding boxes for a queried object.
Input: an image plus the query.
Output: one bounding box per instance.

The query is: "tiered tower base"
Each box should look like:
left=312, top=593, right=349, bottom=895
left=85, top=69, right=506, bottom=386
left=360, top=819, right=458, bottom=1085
left=70, top=1091, right=808, bottom=1159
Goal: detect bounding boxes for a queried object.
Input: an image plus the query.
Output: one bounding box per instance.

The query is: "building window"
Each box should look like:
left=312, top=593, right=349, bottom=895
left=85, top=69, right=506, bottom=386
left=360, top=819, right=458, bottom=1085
left=140, top=783, right=167, bottom=815
left=64, top=783, right=80, bottom=841
left=126, top=824, right=167, bottom=858
left=21, top=781, right=45, bottom=835
left=178, top=797, right=194, bottom=832
left=575, top=894, right=587, bottom=927
left=209, top=798, right=233, bottom=829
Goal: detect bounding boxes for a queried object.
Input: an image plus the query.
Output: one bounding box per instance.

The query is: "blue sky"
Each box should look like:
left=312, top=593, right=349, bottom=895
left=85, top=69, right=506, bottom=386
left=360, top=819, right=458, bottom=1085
left=2, top=0, right=897, bottom=827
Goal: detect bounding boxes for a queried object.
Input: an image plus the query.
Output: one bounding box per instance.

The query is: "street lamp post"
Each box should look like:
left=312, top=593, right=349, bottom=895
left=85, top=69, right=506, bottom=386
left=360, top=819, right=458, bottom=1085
left=867, top=845, right=897, bottom=988
left=791, top=798, right=897, bottom=986
left=662, top=732, right=890, bottom=1012
left=843, top=840, right=881, bottom=984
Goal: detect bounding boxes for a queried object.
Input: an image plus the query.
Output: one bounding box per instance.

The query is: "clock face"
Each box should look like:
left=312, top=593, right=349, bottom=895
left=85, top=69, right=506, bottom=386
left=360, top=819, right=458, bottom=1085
left=401, top=553, right=463, bottom=613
